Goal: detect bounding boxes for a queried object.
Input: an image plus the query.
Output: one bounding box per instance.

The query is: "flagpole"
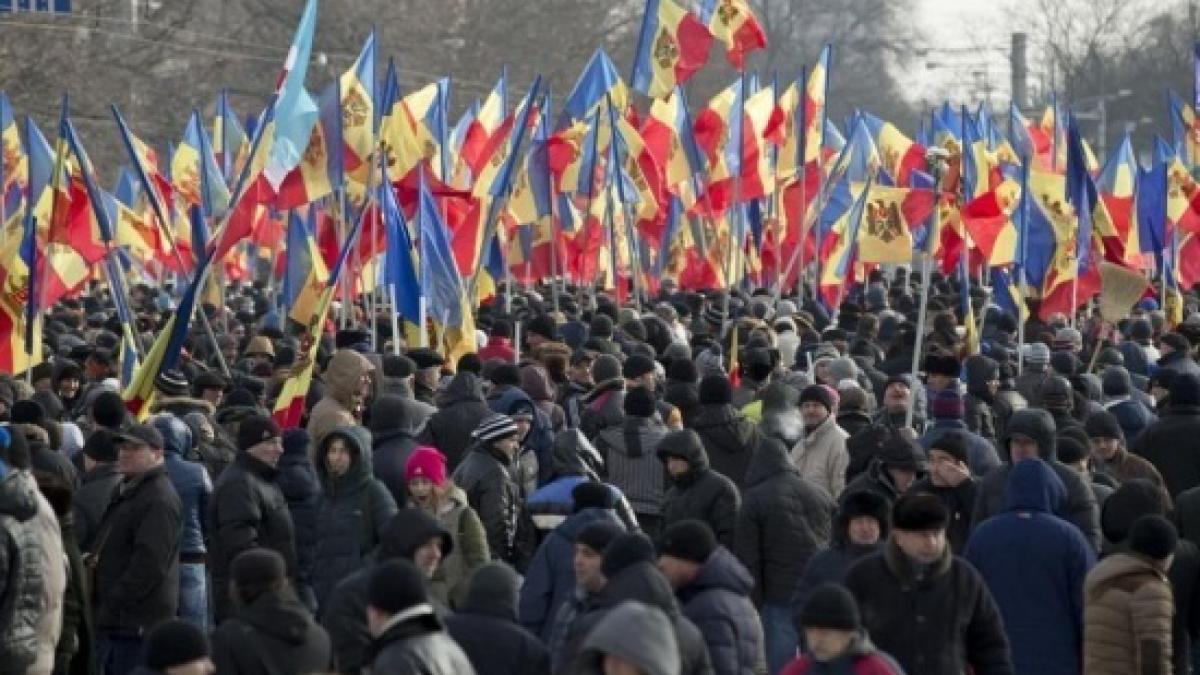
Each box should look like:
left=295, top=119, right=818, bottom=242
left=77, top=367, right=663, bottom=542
left=1017, top=155, right=1032, bottom=376
left=722, top=72, right=749, bottom=332
left=907, top=147, right=950, bottom=429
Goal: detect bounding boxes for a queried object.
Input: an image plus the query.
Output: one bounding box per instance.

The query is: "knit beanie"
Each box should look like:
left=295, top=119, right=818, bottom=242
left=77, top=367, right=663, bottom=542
left=799, top=384, right=835, bottom=413
left=1054, top=434, right=1091, bottom=465
left=1171, top=373, right=1200, bottom=407
left=572, top=481, right=617, bottom=512
left=659, top=520, right=717, bottom=564
left=699, top=374, right=733, bottom=405
left=623, top=354, right=657, bottom=380
left=471, top=413, right=520, bottom=444
left=576, top=521, right=624, bottom=554
left=367, top=559, right=429, bottom=614
left=230, top=548, right=286, bottom=602
left=1101, top=367, right=1133, bottom=398
left=928, top=429, right=968, bottom=464
left=798, top=583, right=861, bottom=631
left=879, top=436, right=926, bottom=471
left=82, top=428, right=118, bottom=463
left=404, top=446, right=448, bottom=486
left=1084, top=411, right=1125, bottom=443
left=837, top=385, right=868, bottom=413
left=827, top=357, right=859, bottom=384
left=10, top=400, right=45, bottom=426
left=1130, top=515, right=1178, bottom=561
left=1101, top=479, right=1169, bottom=544
left=623, top=386, right=657, bottom=418
left=592, top=354, right=623, bottom=383
left=602, top=532, right=657, bottom=578
left=154, top=369, right=191, bottom=398
left=237, top=414, right=281, bottom=452
left=891, top=492, right=949, bottom=531
left=144, top=620, right=210, bottom=670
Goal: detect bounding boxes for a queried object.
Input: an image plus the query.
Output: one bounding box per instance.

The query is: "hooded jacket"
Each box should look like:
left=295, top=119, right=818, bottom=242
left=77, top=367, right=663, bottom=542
left=447, top=563, right=551, bottom=675
left=307, top=350, right=374, bottom=448
left=1083, top=553, right=1174, bottom=675
left=367, top=394, right=420, bottom=505
left=736, top=438, right=835, bottom=606
left=688, top=403, right=764, bottom=489
left=0, top=470, right=62, bottom=674
left=519, top=507, right=624, bottom=642
left=521, top=364, right=567, bottom=432
left=210, top=452, right=298, bottom=622
left=419, top=372, right=494, bottom=470
left=1130, top=401, right=1200, bottom=499
left=964, top=459, right=1096, bottom=675
left=676, top=547, right=764, bottom=675
left=311, top=426, right=399, bottom=609
left=72, top=461, right=122, bottom=553
left=658, top=431, right=741, bottom=548
left=367, top=605, right=475, bottom=675
left=578, top=601, right=680, bottom=675
left=972, top=408, right=1102, bottom=551
left=409, top=484, right=489, bottom=608
left=275, top=432, right=321, bottom=610
left=154, top=415, right=211, bottom=556
left=596, top=413, right=669, bottom=517
left=790, top=413, right=850, bottom=499
left=211, top=589, right=333, bottom=675
left=843, top=537, right=1013, bottom=675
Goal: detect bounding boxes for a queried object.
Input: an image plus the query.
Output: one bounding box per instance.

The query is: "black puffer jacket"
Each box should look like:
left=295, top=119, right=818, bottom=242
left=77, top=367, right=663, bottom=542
left=72, top=462, right=122, bottom=553
left=418, top=372, right=493, bottom=470
left=92, top=465, right=182, bottom=636
left=844, top=538, right=1014, bottom=675
left=445, top=563, right=550, bottom=675
left=368, top=394, right=420, bottom=505
left=452, top=442, right=527, bottom=567
left=275, top=430, right=321, bottom=609
left=972, top=408, right=1101, bottom=551
left=735, top=437, right=835, bottom=605
left=367, top=607, right=475, bottom=675
left=657, top=430, right=740, bottom=548
left=211, top=589, right=332, bottom=675
left=1130, top=403, right=1200, bottom=499
left=963, top=354, right=1000, bottom=443
left=210, top=452, right=298, bottom=621
left=676, top=547, right=763, bottom=675
left=686, top=404, right=763, bottom=489
left=311, top=426, right=398, bottom=609
left=562, top=560, right=715, bottom=675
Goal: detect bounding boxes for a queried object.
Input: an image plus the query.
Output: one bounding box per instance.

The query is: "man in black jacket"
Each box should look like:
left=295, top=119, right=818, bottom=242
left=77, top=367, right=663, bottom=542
left=844, top=493, right=1014, bottom=675
left=93, top=423, right=182, bottom=675
left=365, top=560, right=474, bottom=674
left=687, top=375, right=763, bottom=489
left=1131, top=372, right=1200, bottom=499
left=735, top=437, right=835, bottom=674
left=656, top=429, right=741, bottom=548
left=452, top=413, right=531, bottom=568
left=419, top=371, right=494, bottom=470
left=209, top=414, right=297, bottom=622
left=73, top=428, right=123, bottom=553
left=446, top=562, right=550, bottom=675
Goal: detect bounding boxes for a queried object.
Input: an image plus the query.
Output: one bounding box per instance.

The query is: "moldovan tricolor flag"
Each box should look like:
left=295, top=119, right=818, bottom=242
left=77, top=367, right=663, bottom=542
left=631, top=0, right=713, bottom=99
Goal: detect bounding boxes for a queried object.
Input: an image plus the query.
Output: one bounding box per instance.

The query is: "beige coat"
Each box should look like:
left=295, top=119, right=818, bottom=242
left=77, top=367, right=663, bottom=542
left=790, top=413, right=849, bottom=499
left=306, top=349, right=374, bottom=448
left=1083, top=552, right=1174, bottom=675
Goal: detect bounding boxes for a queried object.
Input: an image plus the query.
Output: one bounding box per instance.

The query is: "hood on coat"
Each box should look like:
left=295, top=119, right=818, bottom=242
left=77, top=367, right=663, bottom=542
left=238, top=591, right=319, bottom=646
left=963, top=354, right=999, bottom=398
left=380, top=507, right=454, bottom=560
left=315, top=425, right=374, bottom=489
left=436, top=371, right=486, bottom=407
left=600, top=560, right=682, bottom=618
left=1085, top=551, right=1169, bottom=592
left=1002, top=457, right=1066, bottom=513
left=0, top=471, right=38, bottom=521
left=689, top=404, right=757, bottom=453
left=367, top=394, right=413, bottom=435
left=759, top=381, right=800, bottom=413
left=150, top=414, right=194, bottom=456
left=582, top=601, right=680, bottom=675
left=654, top=429, right=709, bottom=471
left=323, top=350, right=375, bottom=406
left=1001, top=408, right=1057, bottom=462
left=458, top=562, right=520, bottom=621
left=520, top=364, right=557, bottom=403
left=550, top=429, right=602, bottom=479
left=682, top=547, right=754, bottom=598
left=743, top=437, right=795, bottom=488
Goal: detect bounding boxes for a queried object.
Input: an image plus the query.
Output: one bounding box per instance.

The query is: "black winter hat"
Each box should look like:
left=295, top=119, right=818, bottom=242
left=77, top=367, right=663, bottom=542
left=490, top=363, right=522, bottom=387
left=237, top=414, right=281, bottom=452
left=799, top=384, right=835, bottom=413
left=655, top=429, right=706, bottom=466
left=10, top=400, right=45, bottom=426
left=1161, top=332, right=1190, bottom=355
left=192, top=370, right=229, bottom=394
left=144, top=619, right=210, bottom=670
left=1039, top=375, right=1075, bottom=410
left=1101, top=479, right=1169, bottom=544
left=1171, top=373, right=1200, bottom=407
left=1129, top=515, right=1178, bottom=561
left=891, top=492, right=949, bottom=532
left=1101, top=366, right=1133, bottom=397
left=590, top=314, right=614, bottom=339
left=82, top=428, right=118, bottom=463
left=527, top=314, right=560, bottom=341
left=924, top=353, right=961, bottom=378
left=623, top=354, right=657, bottom=380
left=699, top=374, right=733, bottom=405
left=1004, top=409, right=1056, bottom=460
left=659, top=519, right=718, bottom=564
left=602, top=532, right=657, bottom=578
left=1054, top=434, right=1091, bottom=465
left=928, top=430, right=969, bottom=464
left=382, top=354, right=416, bottom=379
left=839, top=490, right=890, bottom=534
left=223, top=388, right=259, bottom=410
left=880, top=435, right=926, bottom=471
left=576, top=521, right=624, bottom=554
left=572, top=481, right=617, bottom=512
left=1084, top=411, right=1125, bottom=442
left=666, top=357, right=699, bottom=384
left=154, top=369, right=190, bottom=398
left=380, top=508, right=455, bottom=561
left=624, top=386, right=657, bottom=418
left=231, top=548, right=286, bottom=600
left=798, top=583, right=861, bottom=631
left=91, top=391, right=128, bottom=430
left=367, top=559, right=429, bottom=614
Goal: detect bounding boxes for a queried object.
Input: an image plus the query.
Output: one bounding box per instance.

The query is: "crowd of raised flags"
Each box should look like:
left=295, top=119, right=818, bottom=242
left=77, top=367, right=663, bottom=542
left=2, top=0, right=1200, bottom=420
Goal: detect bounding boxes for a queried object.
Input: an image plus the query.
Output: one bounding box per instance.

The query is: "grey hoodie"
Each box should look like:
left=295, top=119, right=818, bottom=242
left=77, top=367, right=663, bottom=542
left=581, top=601, right=680, bottom=675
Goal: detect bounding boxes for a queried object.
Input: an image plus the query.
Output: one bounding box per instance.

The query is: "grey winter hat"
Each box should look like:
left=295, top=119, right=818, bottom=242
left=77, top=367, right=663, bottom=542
left=827, top=357, right=859, bottom=384
left=1024, top=342, right=1051, bottom=366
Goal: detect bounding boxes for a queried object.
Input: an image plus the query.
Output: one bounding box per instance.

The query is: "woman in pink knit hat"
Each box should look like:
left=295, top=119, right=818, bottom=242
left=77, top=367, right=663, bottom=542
left=405, top=446, right=489, bottom=606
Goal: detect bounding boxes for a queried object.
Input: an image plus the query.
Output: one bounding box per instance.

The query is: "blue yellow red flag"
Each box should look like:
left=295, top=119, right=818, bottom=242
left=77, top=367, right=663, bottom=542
left=263, top=0, right=320, bottom=190
left=700, top=0, right=767, bottom=71
left=631, top=0, right=713, bottom=99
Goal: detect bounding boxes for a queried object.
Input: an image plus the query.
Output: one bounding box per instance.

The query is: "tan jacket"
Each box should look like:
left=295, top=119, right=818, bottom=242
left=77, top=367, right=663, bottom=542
left=790, top=413, right=849, bottom=499
left=1084, top=552, right=1174, bottom=675
left=306, top=349, right=374, bottom=448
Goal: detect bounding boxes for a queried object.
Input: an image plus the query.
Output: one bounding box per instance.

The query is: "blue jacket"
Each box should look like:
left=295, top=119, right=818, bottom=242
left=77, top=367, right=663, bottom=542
left=964, top=458, right=1096, bottom=675
left=518, top=507, right=623, bottom=642
left=153, top=415, right=211, bottom=555
left=676, top=547, right=763, bottom=675
left=921, top=419, right=1001, bottom=476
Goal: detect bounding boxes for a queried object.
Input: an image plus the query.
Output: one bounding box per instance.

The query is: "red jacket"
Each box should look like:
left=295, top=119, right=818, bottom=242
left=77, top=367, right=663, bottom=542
left=478, top=337, right=516, bottom=363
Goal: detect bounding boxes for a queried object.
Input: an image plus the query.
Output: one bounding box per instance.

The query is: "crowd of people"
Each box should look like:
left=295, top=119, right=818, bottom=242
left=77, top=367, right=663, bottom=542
left=4, top=268, right=1200, bottom=675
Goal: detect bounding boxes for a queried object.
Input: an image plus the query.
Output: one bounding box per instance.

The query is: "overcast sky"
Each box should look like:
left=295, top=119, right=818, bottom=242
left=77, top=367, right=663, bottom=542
left=911, top=0, right=1020, bottom=110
